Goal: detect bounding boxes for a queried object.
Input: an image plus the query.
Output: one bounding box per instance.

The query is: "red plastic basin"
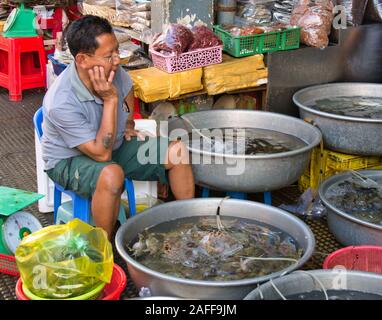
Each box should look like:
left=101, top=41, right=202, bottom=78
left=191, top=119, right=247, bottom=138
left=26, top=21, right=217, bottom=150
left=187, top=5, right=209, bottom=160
left=323, top=246, right=382, bottom=274
left=16, top=264, right=127, bottom=300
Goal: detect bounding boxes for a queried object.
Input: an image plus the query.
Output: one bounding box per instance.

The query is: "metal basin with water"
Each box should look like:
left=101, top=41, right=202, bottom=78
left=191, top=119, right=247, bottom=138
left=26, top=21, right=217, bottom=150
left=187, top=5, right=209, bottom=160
left=319, top=170, right=382, bottom=246
left=293, top=83, right=382, bottom=156
left=244, top=270, right=382, bottom=300
left=168, top=110, right=321, bottom=193
left=115, top=198, right=315, bottom=299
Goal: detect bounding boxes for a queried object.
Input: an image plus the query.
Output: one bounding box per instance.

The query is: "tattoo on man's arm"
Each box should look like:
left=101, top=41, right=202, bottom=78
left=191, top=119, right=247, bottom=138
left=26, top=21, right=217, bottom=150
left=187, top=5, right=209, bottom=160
left=102, top=133, right=113, bottom=149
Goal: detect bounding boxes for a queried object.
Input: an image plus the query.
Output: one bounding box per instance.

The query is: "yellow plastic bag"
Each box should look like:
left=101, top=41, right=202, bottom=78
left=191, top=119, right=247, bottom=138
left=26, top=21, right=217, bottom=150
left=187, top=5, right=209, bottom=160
left=15, top=219, right=113, bottom=299
left=203, top=54, right=268, bottom=95
left=129, top=67, right=203, bottom=103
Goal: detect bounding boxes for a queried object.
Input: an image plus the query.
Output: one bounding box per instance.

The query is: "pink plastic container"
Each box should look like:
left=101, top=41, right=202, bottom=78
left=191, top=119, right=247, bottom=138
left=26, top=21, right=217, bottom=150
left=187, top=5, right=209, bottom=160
left=150, top=46, right=223, bottom=73
left=323, top=246, right=382, bottom=274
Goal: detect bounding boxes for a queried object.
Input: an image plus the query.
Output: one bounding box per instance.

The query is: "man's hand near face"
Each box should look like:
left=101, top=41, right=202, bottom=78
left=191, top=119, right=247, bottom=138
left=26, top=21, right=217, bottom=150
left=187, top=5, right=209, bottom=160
left=88, top=65, right=117, bottom=103
left=77, top=65, right=119, bottom=161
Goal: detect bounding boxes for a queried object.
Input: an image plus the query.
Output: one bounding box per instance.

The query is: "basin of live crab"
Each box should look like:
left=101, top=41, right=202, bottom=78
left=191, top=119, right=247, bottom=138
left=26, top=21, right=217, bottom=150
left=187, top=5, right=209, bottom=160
left=294, top=83, right=382, bottom=156
left=319, top=170, right=382, bottom=246
left=115, top=198, right=315, bottom=299
left=167, top=110, right=322, bottom=193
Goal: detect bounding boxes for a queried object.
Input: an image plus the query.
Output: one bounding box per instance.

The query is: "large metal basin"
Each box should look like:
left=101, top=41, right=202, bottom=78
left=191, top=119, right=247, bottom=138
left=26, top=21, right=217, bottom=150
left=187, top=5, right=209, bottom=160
left=244, top=270, right=382, bottom=300
left=293, top=83, right=382, bottom=156
left=168, top=110, right=321, bottom=193
left=319, top=170, right=382, bottom=246
left=115, top=198, right=315, bottom=300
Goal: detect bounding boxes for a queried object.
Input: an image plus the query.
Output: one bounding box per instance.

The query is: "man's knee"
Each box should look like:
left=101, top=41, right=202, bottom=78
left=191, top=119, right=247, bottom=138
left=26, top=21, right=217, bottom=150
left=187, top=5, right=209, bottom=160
left=167, top=141, right=189, bottom=168
left=97, top=164, right=125, bottom=195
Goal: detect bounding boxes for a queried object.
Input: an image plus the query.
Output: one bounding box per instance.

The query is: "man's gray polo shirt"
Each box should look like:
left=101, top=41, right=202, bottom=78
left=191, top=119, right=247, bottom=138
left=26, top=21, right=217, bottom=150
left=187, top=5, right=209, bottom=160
left=41, top=63, right=133, bottom=170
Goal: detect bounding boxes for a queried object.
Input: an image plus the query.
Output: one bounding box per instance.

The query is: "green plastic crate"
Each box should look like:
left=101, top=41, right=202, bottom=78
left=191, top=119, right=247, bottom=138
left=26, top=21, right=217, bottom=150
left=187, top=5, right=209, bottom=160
left=213, top=25, right=301, bottom=58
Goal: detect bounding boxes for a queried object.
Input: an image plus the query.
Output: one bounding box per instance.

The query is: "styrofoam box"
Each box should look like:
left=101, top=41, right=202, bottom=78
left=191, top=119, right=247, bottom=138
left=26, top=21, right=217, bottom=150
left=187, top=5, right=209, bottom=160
left=134, top=119, right=157, bottom=137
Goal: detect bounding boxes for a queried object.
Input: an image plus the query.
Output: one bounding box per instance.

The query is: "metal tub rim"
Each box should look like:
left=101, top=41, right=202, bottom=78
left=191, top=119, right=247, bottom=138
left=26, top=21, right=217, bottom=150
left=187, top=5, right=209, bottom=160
left=319, top=170, right=382, bottom=231
left=293, top=82, right=382, bottom=124
left=244, top=269, right=382, bottom=300
left=178, top=110, right=322, bottom=160
left=115, top=198, right=316, bottom=289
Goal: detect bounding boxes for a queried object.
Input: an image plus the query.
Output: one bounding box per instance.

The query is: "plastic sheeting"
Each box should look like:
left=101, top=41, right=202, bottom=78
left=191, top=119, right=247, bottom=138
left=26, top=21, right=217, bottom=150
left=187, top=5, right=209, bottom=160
left=203, top=54, right=268, bottom=95
left=129, top=67, right=203, bottom=102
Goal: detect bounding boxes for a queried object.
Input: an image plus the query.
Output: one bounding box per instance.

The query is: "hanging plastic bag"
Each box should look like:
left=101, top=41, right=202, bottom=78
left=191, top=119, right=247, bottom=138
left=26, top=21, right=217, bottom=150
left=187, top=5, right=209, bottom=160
left=15, top=219, right=113, bottom=299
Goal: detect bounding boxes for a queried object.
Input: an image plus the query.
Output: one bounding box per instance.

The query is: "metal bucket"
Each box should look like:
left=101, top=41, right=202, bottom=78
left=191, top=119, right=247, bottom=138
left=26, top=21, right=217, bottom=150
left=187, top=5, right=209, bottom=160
left=319, top=170, right=382, bottom=246
left=293, top=83, right=382, bottom=156
left=244, top=269, right=382, bottom=300
left=115, top=198, right=315, bottom=300
left=167, top=110, right=322, bottom=193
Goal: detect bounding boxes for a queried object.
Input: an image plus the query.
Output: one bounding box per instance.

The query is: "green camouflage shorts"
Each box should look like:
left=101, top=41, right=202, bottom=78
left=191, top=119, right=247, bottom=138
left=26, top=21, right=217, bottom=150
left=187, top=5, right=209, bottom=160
left=47, top=137, right=168, bottom=198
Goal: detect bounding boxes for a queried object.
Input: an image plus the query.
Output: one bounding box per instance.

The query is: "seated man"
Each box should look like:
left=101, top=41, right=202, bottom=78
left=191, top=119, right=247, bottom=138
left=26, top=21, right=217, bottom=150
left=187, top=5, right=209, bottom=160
left=41, top=15, right=195, bottom=238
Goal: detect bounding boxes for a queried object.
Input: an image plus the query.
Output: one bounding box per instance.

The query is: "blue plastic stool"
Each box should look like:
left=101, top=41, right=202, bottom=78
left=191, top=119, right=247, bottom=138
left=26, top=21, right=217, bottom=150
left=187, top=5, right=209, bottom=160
left=53, top=179, right=136, bottom=225
left=33, top=107, right=137, bottom=224
left=56, top=198, right=127, bottom=225
left=201, top=187, right=272, bottom=205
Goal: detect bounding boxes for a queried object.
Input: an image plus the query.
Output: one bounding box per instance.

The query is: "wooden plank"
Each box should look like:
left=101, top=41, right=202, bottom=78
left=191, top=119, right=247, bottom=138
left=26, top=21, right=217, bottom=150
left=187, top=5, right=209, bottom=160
left=226, top=84, right=268, bottom=95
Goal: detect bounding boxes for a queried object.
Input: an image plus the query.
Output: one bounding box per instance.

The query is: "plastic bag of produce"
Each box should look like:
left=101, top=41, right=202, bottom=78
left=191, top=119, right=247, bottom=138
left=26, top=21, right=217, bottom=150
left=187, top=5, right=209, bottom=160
left=130, top=2, right=151, bottom=11
left=131, top=22, right=150, bottom=32
left=15, top=219, right=113, bottom=299
left=115, top=0, right=135, bottom=10
left=272, top=0, right=300, bottom=24
left=188, top=26, right=222, bottom=51
left=132, top=10, right=151, bottom=19
left=130, top=16, right=151, bottom=27
left=84, top=0, right=116, bottom=7
left=115, top=0, right=133, bottom=24
left=334, top=0, right=368, bottom=26
left=236, top=0, right=274, bottom=24
left=152, top=24, right=194, bottom=55
left=114, top=9, right=132, bottom=24
left=290, top=0, right=334, bottom=49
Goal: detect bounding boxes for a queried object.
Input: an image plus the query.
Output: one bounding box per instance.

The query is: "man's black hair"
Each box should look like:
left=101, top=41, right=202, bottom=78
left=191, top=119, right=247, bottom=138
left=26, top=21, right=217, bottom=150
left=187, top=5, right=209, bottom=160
left=66, top=15, right=113, bottom=57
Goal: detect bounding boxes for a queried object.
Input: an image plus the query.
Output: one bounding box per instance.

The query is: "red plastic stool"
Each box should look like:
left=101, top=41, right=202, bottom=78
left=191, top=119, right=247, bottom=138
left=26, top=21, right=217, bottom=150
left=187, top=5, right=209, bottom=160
left=0, top=35, right=46, bottom=101
left=37, top=8, right=63, bottom=56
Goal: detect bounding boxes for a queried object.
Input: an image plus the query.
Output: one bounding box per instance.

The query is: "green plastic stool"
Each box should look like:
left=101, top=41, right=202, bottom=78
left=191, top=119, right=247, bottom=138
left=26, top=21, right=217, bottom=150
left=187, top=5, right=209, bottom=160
left=56, top=201, right=127, bottom=225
